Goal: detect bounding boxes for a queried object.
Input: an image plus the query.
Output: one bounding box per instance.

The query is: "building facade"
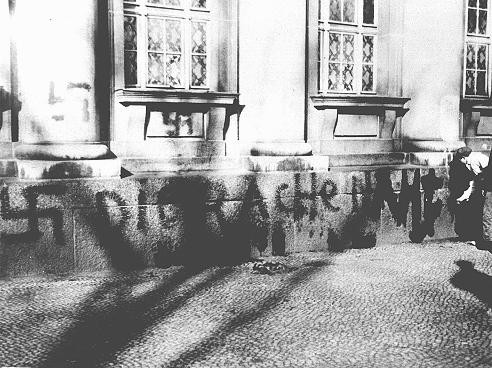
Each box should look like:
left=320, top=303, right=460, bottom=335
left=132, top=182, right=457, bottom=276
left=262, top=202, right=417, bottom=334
left=0, top=0, right=490, bottom=275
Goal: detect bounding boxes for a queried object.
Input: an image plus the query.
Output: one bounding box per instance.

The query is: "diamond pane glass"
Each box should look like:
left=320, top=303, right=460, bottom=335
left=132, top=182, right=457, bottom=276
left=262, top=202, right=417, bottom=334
left=479, top=10, right=487, bottom=34
left=124, top=16, right=137, bottom=50
left=343, top=0, right=355, bottom=23
left=329, top=33, right=341, bottom=61
left=328, top=63, right=341, bottom=90
left=191, top=21, right=207, bottom=53
left=477, top=71, right=487, bottom=95
left=466, top=70, right=475, bottom=95
left=467, top=44, right=476, bottom=68
left=165, top=19, right=182, bottom=53
left=362, top=65, right=373, bottom=91
left=148, top=18, right=165, bottom=51
left=191, top=0, right=207, bottom=8
left=343, top=64, right=354, bottom=91
left=362, top=35, right=374, bottom=63
left=479, top=0, right=487, bottom=8
left=147, top=0, right=182, bottom=6
left=148, top=52, right=165, bottom=85
left=343, top=34, right=354, bottom=62
left=469, top=0, right=477, bottom=6
left=124, top=51, right=138, bottom=85
left=192, top=55, right=207, bottom=87
left=329, top=0, right=341, bottom=21
left=478, top=45, right=487, bottom=69
left=363, top=0, right=374, bottom=24
left=468, top=9, right=477, bottom=33
left=166, top=54, right=182, bottom=86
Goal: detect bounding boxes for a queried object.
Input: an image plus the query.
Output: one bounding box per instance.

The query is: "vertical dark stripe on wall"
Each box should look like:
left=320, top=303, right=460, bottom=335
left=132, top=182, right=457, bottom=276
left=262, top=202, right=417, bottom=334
left=95, top=0, right=111, bottom=142
left=8, top=0, right=18, bottom=142
left=304, top=0, right=309, bottom=142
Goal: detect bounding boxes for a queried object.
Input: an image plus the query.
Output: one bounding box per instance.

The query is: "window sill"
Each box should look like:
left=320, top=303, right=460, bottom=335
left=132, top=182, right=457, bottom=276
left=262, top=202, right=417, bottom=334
left=115, top=89, right=239, bottom=107
left=461, top=98, right=492, bottom=138
left=311, top=95, right=410, bottom=113
left=461, top=97, right=492, bottom=113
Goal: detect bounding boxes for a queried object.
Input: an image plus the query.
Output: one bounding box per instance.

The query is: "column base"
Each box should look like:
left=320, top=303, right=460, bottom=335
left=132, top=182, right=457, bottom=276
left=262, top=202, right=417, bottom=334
left=402, top=140, right=465, bottom=152
left=13, top=143, right=121, bottom=179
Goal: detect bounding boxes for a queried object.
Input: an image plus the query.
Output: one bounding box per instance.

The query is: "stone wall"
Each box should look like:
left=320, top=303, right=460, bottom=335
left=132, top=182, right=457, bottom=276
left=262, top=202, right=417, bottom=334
left=0, top=165, right=457, bottom=277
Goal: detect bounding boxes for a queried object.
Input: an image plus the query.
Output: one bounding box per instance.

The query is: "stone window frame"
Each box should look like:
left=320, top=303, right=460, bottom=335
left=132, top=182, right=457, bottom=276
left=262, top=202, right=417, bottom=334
left=307, top=0, right=408, bottom=154
left=317, top=0, right=378, bottom=94
left=463, top=0, right=491, bottom=98
left=122, top=0, right=211, bottom=90
left=109, top=0, right=239, bottom=147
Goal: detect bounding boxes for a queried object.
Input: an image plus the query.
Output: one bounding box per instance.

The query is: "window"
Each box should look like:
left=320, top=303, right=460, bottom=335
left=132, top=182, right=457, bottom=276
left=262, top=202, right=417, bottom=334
left=464, top=0, right=490, bottom=97
left=123, top=0, right=209, bottom=89
left=318, top=0, right=377, bottom=93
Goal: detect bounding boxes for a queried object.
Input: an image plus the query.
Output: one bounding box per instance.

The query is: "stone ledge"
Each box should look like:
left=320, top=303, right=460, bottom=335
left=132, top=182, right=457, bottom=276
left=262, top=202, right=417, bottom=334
left=248, top=142, right=313, bottom=156
left=403, top=140, right=465, bottom=152
left=408, top=152, right=453, bottom=167
left=464, top=137, right=492, bottom=152
left=245, top=156, right=329, bottom=172
left=0, top=160, right=17, bottom=177
left=329, top=153, right=408, bottom=167
left=122, top=157, right=243, bottom=173
left=17, top=158, right=121, bottom=180
left=14, top=143, right=113, bottom=160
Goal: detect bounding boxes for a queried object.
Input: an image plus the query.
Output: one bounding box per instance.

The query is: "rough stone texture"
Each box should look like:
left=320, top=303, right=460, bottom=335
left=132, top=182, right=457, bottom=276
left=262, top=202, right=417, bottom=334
left=0, top=167, right=465, bottom=276
left=0, top=160, right=16, bottom=177
left=17, top=158, right=122, bottom=180
left=410, top=152, right=454, bottom=167
left=0, top=143, right=13, bottom=159
left=0, top=208, right=74, bottom=277
left=122, top=157, right=243, bottom=173
left=248, top=142, right=313, bottom=156
left=111, top=140, right=226, bottom=158
left=465, top=137, right=492, bottom=152
left=14, top=143, right=112, bottom=160
left=329, top=153, right=407, bottom=167
left=245, top=156, right=329, bottom=172
left=0, top=243, right=490, bottom=367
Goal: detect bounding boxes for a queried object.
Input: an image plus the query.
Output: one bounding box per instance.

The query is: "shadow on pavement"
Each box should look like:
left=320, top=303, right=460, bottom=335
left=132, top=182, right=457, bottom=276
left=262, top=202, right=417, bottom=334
left=450, top=260, right=492, bottom=308
left=39, top=266, right=235, bottom=368
left=161, top=260, right=331, bottom=368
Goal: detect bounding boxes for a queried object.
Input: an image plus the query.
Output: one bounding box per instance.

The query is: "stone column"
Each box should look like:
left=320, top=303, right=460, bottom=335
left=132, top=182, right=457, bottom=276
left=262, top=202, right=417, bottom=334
left=11, top=0, right=100, bottom=143
left=238, top=0, right=307, bottom=154
left=0, top=0, right=11, bottom=143
left=8, top=1, right=120, bottom=179
left=401, top=0, right=464, bottom=151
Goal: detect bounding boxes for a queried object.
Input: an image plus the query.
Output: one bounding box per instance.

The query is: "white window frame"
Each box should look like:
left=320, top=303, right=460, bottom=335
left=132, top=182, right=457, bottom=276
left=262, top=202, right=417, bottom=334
left=123, top=0, right=210, bottom=90
left=463, top=0, right=491, bottom=97
left=318, top=0, right=378, bottom=94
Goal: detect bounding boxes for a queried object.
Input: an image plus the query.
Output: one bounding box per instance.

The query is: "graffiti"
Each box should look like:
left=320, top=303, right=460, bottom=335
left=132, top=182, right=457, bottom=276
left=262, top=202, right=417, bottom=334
left=275, top=173, right=340, bottom=221
left=373, top=168, right=445, bottom=243
left=95, top=190, right=131, bottom=227
left=0, top=185, right=66, bottom=244
left=137, top=189, right=148, bottom=231
left=0, top=167, right=450, bottom=273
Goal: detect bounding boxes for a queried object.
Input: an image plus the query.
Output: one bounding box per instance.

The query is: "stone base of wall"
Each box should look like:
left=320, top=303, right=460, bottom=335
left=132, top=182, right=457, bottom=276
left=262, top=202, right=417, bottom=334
left=0, top=165, right=459, bottom=277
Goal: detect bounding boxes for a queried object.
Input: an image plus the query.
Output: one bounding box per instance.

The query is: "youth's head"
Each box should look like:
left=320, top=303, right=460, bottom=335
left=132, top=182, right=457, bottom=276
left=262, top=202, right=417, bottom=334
left=455, top=146, right=472, bottom=164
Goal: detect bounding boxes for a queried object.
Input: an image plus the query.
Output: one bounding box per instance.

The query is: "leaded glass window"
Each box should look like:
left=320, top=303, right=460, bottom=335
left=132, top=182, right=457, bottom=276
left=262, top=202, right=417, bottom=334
left=464, top=0, right=490, bottom=97
left=318, top=0, right=377, bottom=93
left=123, top=0, right=209, bottom=89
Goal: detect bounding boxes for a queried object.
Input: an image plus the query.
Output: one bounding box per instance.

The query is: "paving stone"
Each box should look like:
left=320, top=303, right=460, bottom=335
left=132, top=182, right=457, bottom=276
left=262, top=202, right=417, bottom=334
left=1, top=242, right=489, bottom=367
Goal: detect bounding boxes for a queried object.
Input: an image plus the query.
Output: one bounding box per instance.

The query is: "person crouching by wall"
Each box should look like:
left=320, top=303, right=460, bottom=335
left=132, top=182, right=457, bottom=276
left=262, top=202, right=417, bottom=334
left=479, top=146, right=492, bottom=251
left=449, top=146, right=488, bottom=245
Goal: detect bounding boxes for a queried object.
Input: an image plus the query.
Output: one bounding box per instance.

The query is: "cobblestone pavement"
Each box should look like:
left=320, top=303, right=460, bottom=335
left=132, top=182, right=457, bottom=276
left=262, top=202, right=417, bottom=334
left=0, top=240, right=491, bottom=368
